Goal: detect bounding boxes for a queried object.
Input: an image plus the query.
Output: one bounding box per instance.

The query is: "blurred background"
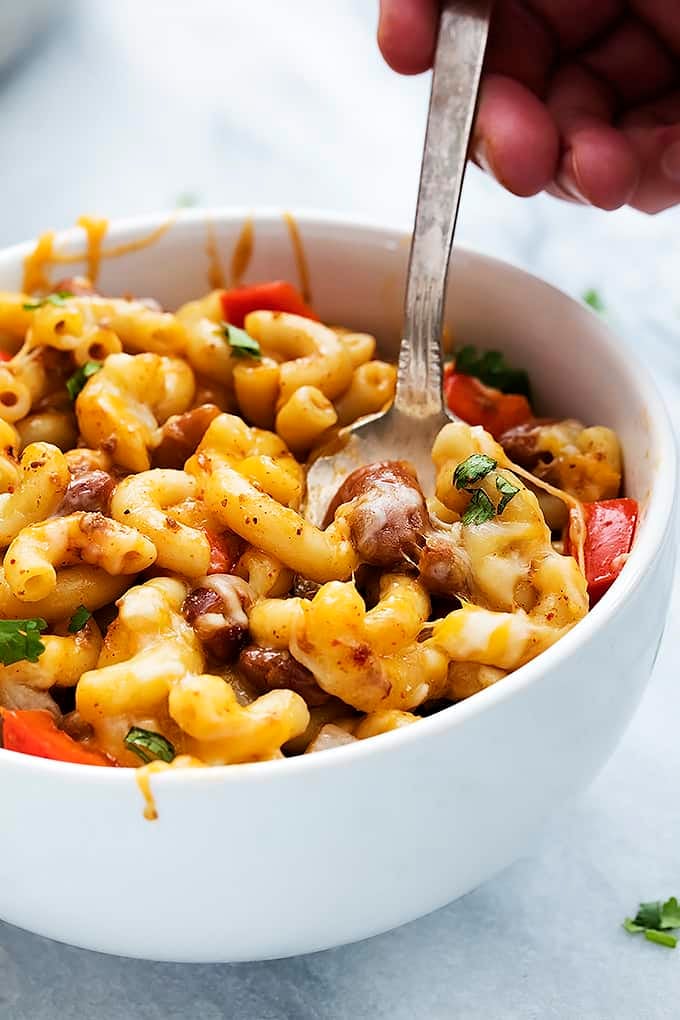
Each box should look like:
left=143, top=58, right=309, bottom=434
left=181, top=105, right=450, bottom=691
left=2, top=4, right=680, bottom=1018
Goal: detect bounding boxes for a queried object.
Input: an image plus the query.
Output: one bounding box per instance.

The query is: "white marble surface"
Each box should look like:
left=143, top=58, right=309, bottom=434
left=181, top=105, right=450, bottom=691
left=2, top=2, right=680, bottom=1017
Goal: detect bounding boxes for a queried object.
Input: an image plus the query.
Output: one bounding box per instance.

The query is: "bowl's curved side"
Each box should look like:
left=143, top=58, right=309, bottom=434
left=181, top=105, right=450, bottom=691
left=0, top=210, right=675, bottom=961
left=1, top=525, right=673, bottom=961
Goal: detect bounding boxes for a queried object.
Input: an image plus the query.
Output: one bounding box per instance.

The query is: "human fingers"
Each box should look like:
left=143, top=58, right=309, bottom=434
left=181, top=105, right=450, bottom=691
left=546, top=64, right=639, bottom=209
left=377, top=0, right=439, bottom=75
left=621, top=92, right=680, bottom=214
left=471, top=74, right=559, bottom=197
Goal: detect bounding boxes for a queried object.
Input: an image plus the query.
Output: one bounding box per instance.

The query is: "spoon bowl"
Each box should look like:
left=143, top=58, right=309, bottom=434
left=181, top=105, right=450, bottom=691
left=305, top=406, right=451, bottom=524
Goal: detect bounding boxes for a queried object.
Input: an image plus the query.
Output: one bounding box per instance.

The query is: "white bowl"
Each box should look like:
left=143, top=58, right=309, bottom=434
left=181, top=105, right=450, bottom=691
left=0, top=210, right=675, bottom=962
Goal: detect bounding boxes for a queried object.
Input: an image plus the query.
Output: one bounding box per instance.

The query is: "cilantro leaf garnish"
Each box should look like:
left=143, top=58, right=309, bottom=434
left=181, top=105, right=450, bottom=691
left=623, top=896, right=680, bottom=948
left=461, top=489, right=496, bottom=526
left=496, top=475, right=520, bottom=515
left=645, top=930, right=677, bottom=949
left=659, top=897, right=680, bottom=928
left=66, top=361, right=102, bottom=401
left=222, top=322, right=261, bottom=359
left=630, top=897, right=680, bottom=931
left=0, top=618, right=47, bottom=665
left=68, top=605, right=91, bottom=633
left=23, top=291, right=73, bottom=311
left=124, top=726, right=176, bottom=764
left=583, top=288, right=605, bottom=314
left=453, top=453, right=497, bottom=490
left=454, top=456, right=520, bottom=524
left=176, top=192, right=200, bottom=208
left=454, top=346, right=531, bottom=398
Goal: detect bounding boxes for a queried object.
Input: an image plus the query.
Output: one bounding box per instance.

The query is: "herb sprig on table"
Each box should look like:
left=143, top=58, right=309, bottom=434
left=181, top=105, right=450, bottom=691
left=624, top=897, right=680, bottom=949
left=583, top=288, right=605, bottom=314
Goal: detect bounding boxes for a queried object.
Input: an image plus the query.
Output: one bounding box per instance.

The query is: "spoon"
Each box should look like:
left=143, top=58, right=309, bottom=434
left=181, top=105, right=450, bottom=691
left=305, top=0, right=493, bottom=525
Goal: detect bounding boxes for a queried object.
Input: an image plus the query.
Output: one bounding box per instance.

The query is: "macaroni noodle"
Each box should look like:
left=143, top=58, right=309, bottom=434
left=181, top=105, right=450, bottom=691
left=0, top=275, right=627, bottom=770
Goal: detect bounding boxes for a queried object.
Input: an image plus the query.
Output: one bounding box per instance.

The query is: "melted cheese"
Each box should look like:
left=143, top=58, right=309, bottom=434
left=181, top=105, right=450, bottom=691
left=282, top=211, right=312, bottom=304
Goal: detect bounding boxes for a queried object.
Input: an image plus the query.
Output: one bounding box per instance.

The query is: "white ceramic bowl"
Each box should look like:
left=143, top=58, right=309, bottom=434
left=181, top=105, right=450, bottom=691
left=0, top=211, right=675, bottom=962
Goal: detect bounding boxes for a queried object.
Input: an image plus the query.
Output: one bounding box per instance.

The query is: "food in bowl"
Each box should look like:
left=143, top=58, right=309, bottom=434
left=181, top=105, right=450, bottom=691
left=0, top=260, right=637, bottom=771
left=0, top=212, right=672, bottom=963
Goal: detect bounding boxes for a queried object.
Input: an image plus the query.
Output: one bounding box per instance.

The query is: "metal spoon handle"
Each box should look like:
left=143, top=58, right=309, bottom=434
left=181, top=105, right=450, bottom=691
left=394, top=0, right=492, bottom=419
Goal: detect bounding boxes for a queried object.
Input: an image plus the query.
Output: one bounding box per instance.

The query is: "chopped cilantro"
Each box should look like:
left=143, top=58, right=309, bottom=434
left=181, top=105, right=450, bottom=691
left=628, top=897, right=680, bottom=932
left=176, top=192, right=200, bottom=208
left=124, top=726, right=176, bottom=764
left=461, top=489, right=495, bottom=526
left=454, top=456, right=520, bottom=524
left=0, top=618, right=47, bottom=665
left=68, top=605, right=91, bottom=633
left=645, top=930, right=677, bottom=949
left=623, top=918, right=645, bottom=934
left=583, top=288, right=605, bottom=314
left=453, top=453, right=497, bottom=490
left=222, top=322, right=262, bottom=359
left=454, top=346, right=531, bottom=398
left=23, top=291, right=73, bottom=311
left=496, top=475, right=520, bottom=515
left=66, top=361, right=102, bottom=401
left=623, top=896, right=680, bottom=949
left=659, top=897, right=680, bottom=928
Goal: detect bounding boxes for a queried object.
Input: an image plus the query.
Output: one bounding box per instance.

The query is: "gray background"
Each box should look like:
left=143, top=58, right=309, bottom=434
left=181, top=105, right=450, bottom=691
left=1, top=3, right=680, bottom=1017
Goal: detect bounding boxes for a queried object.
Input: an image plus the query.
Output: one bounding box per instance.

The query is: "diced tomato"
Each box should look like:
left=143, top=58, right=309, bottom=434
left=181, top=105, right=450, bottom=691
left=0, top=351, right=12, bottom=362
left=444, top=366, right=533, bottom=438
left=205, top=530, right=241, bottom=574
left=220, top=280, right=318, bottom=328
left=566, top=498, right=638, bottom=605
left=0, top=709, right=113, bottom=766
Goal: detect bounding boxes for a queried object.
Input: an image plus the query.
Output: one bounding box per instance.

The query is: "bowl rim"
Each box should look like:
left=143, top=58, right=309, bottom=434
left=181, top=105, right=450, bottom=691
left=0, top=206, right=675, bottom=788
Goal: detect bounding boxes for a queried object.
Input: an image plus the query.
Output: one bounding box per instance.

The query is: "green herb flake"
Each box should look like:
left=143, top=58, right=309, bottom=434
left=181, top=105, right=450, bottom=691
left=583, top=288, right=605, bottom=314
left=68, top=605, right=91, bottom=633
left=623, top=896, right=680, bottom=948
left=496, top=475, right=520, bottom=515
left=453, top=453, right=497, bottom=491
left=66, top=360, right=102, bottom=401
left=633, top=897, right=680, bottom=931
left=124, top=726, right=176, bottom=764
left=23, top=290, right=74, bottom=311
left=645, top=930, right=677, bottom=949
left=0, top=618, right=47, bottom=665
left=222, top=322, right=262, bottom=360
left=660, top=897, right=680, bottom=928
left=176, top=191, right=200, bottom=208
left=454, top=346, right=531, bottom=398
left=461, top=489, right=496, bottom=526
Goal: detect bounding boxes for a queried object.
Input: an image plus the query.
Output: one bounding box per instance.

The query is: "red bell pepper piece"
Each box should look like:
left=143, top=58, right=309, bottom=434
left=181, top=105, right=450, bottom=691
left=444, top=366, right=533, bottom=439
left=220, top=280, right=318, bottom=328
left=567, top=498, right=638, bottom=605
left=0, top=709, right=113, bottom=766
left=0, top=351, right=12, bottom=362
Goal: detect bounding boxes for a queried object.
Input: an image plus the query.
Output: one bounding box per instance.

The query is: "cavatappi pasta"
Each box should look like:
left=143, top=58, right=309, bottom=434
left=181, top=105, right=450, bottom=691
left=0, top=273, right=634, bottom=770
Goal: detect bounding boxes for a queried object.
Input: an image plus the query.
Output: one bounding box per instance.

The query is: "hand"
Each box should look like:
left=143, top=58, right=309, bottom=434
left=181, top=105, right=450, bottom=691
left=378, top=0, right=680, bottom=213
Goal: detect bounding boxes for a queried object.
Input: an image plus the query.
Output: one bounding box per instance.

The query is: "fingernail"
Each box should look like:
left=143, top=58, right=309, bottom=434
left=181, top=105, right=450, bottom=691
left=472, top=136, right=503, bottom=186
left=661, top=140, right=680, bottom=182
left=556, top=150, right=589, bottom=204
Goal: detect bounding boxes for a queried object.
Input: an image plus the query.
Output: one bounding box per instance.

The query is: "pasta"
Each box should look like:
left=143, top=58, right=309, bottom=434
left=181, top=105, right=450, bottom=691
left=0, top=269, right=632, bottom=772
